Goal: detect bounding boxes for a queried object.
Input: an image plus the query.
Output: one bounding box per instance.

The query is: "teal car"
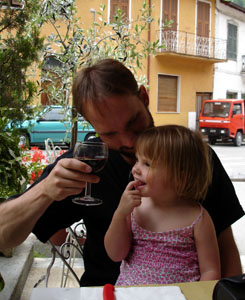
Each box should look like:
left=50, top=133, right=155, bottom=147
left=16, top=106, right=96, bottom=147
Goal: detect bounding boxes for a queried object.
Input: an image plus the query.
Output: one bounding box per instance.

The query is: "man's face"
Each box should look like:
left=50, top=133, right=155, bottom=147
left=83, top=92, right=154, bottom=165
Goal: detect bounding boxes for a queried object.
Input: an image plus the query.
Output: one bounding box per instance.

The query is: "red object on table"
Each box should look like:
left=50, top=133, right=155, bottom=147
left=103, top=284, right=115, bottom=300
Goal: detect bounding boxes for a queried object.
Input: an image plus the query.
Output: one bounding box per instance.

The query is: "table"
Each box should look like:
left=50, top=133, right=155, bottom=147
left=30, top=280, right=218, bottom=300
left=169, top=280, right=217, bottom=299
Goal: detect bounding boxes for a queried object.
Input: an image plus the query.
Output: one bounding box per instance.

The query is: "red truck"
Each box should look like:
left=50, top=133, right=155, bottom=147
left=199, top=99, right=245, bottom=146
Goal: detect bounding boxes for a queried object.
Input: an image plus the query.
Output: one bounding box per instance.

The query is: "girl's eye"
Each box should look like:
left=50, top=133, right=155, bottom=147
left=144, top=161, right=150, bottom=167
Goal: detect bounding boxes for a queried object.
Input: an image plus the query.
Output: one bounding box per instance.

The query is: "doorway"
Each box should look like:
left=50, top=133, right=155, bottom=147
left=196, top=92, right=212, bottom=129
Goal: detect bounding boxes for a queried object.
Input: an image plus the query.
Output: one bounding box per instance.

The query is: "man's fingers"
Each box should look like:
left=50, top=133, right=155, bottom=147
left=59, top=158, right=92, bottom=173
left=53, top=159, right=100, bottom=184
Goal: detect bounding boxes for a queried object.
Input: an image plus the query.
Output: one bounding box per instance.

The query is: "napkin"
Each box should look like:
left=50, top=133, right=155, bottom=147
left=30, top=286, right=187, bottom=300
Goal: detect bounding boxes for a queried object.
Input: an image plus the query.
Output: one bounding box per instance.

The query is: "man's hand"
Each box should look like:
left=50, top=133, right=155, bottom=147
left=0, top=157, right=101, bottom=249
left=40, top=158, right=100, bottom=202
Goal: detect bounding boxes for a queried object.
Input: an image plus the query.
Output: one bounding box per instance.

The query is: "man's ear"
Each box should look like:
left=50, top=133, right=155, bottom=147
left=138, top=85, right=149, bottom=107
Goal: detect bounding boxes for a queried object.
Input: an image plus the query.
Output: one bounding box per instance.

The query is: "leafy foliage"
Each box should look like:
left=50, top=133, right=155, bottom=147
left=0, top=0, right=44, bottom=124
left=0, top=1, right=44, bottom=197
left=38, top=0, right=163, bottom=146
left=0, top=109, right=28, bottom=199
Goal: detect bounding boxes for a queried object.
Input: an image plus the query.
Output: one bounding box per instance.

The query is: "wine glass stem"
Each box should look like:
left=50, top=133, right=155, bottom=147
left=85, top=182, right=92, bottom=197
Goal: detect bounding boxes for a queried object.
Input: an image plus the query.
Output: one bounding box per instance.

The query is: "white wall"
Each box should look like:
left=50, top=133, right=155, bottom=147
left=213, top=0, right=245, bottom=99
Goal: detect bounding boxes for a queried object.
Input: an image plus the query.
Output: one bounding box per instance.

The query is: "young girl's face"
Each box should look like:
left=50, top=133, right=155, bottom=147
left=132, top=153, right=174, bottom=200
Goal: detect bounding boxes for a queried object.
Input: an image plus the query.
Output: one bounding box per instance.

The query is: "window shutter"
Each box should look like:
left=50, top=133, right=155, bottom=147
left=121, top=0, right=128, bottom=18
left=197, top=1, right=210, bottom=37
left=162, top=0, right=177, bottom=31
left=227, top=23, right=237, bottom=60
left=110, top=0, right=129, bottom=22
left=158, top=75, right=178, bottom=112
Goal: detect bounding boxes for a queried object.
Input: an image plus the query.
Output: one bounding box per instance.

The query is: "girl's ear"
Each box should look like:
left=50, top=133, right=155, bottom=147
left=138, top=85, right=149, bottom=107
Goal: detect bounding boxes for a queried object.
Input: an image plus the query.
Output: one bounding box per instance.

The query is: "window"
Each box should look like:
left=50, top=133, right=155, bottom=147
left=226, top=91, right=238, bottom=99
left=232, top=103, right=241, bottom=115
left=227, top=23, right=237, bottom=60
left=110, top=0, right=129, bottom=22
left=161, top=0, right=178, bottom=51
left=41, top=56, right=64, bottom=105
left=41, top=107, right=84, bottom=122
left=41, top=108, right=65, bottom=121
left=157, top=74, right=179, bottom=112
left=203, top=102, right=231, bottom=118
left=162, top=0, right=177, bottom=30
left=196, top=1, right=210, bottom=56
left=242, top=93, right=245, bottom=100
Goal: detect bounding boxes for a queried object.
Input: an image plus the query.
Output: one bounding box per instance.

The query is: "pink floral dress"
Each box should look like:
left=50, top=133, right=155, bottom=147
left=116, top=206, right=203, bottom=286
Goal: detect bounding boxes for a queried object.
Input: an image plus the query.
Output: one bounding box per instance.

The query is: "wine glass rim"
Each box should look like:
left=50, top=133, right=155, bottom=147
left=75, top=141, right=108, bottom=148
left=82, top=141, right=107, bottom=145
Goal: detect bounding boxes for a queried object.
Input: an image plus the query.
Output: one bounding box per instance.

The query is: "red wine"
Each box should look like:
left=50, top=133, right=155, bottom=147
left=78, top=157, right=107, bottom=173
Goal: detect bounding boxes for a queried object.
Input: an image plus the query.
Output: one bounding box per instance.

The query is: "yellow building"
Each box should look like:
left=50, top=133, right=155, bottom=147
left=41, top=0, right=226, bottom=129
left=6, top=0, right=226, bottom=129
left=148, top=0, right=226, bottom=129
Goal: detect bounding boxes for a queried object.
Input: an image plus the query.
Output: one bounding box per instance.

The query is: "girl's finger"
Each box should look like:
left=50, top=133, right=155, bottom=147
left=125, top=180, right=137, bottom=191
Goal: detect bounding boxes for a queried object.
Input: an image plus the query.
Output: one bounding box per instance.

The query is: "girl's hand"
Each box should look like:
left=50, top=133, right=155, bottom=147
left=116, top=181, right=141, bottom=218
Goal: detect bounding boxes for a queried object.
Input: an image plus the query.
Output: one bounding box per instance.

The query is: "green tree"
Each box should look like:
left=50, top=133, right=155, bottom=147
left=0, top=0, right=44, bottom=124
left=0, top=0, right=44, bottom=198
left=0, top=110, right=28, bottom=199
left=38, top=0, right=163, bottom=147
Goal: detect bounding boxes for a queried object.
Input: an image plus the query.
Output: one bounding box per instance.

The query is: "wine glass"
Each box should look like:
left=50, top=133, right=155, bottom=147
left=72, top=141, right=108, bottom=206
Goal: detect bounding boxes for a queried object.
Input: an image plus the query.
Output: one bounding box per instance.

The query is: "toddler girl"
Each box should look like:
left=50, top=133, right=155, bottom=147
left=105, top=125, right=220, bottom=285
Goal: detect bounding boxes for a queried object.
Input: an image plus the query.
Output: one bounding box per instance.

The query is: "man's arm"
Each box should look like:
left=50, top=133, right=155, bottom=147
left=0, top=158, right=98, bottom=249
left=218, top=226, right=242, bottom=277
left=0, top=182, right=54, bottom=249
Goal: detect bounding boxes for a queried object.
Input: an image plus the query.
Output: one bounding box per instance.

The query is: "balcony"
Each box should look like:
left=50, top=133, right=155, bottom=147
left=157, top=30, right=227, bottom=62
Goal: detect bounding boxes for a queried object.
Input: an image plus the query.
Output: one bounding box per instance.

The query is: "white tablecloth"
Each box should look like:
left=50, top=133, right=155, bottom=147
left=30, top=285, right=187, bottom=300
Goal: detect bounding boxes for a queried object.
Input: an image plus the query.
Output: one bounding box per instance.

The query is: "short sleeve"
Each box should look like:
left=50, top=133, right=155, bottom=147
left=203, top=147, right=244, bottom=236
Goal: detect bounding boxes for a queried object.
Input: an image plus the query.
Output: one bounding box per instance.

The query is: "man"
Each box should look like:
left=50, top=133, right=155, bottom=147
left=0, top=59, right=244, bottom=286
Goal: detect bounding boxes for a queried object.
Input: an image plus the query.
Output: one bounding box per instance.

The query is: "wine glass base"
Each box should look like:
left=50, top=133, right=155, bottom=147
left=72, top=196, right=102, bottom=206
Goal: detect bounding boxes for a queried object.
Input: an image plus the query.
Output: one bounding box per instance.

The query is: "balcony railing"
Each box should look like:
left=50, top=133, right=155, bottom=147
left=157, top=30, right=227, bottom=60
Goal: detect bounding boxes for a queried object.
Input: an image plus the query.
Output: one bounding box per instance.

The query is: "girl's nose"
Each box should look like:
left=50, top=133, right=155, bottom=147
left=132, top=162, right=140, bottom=176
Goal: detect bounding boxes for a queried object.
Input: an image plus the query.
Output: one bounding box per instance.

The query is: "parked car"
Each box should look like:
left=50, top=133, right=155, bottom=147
left=11, top=106, right=96, bottom=147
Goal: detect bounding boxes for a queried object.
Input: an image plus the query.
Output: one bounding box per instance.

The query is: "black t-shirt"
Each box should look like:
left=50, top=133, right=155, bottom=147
left=31, top=147, right=244, bottom=286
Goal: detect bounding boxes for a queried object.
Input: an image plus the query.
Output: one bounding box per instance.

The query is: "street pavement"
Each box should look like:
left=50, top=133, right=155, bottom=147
left=211, top=143, right=245, bottom=180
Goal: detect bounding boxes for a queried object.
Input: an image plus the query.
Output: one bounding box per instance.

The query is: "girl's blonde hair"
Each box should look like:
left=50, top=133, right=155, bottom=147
left=135, top=125, right=212, bottom=202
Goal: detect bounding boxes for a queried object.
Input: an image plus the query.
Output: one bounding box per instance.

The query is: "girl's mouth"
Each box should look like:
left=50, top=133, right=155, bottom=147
left=134, top=180, right=145, bottom=190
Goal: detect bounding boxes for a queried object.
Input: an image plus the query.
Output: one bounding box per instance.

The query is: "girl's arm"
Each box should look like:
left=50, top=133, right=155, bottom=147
left=194, top=208, right=221, bottom=281
left=104, top=211, right=132, bottom=262
left=104, top=181, right=141, bottom=262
